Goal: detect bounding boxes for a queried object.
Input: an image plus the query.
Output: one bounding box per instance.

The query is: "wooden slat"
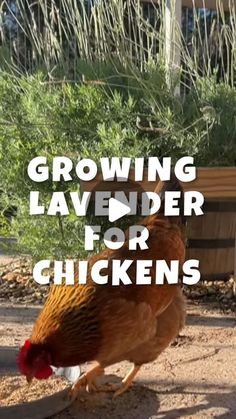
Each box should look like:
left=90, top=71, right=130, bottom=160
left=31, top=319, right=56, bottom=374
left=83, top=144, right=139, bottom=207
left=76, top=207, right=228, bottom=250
left=182, top=0, right=234, bottom=11
left=186, top=247, right=234, bottom=276
left=203, top=201, right=236, bottom=212
left=165, top=0, right=182, bottom=95
left=188, top=211, right=236, bottom=239
left=184, top=167, right=236, bottom=199
left=140, top=0, right=235, bottom=12
left=80, top=167, right=236, bottom=200
left=188, top=238, right=235, bottom=248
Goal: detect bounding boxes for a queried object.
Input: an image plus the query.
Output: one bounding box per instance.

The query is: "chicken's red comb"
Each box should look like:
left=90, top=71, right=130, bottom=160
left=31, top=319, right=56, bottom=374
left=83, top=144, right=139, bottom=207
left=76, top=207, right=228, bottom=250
left=17, top=339, right=31, bottom=374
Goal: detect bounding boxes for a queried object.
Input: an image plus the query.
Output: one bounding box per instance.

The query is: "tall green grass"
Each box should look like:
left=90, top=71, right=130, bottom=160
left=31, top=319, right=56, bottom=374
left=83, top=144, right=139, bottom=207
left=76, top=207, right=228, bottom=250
left=0, top=0, right=235, bottom=88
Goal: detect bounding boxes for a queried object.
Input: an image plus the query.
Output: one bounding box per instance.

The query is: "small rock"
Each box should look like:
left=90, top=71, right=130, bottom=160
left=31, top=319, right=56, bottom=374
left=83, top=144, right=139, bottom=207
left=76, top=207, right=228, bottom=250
left=225, top=291, right=233, bottom=300
left=3, top=272, right=17, bottom=282
left=207, top=287, right=216, bottom=295
left=13, top=289, right=23, bottom=298
left=222, top=298, right=228, bottom=304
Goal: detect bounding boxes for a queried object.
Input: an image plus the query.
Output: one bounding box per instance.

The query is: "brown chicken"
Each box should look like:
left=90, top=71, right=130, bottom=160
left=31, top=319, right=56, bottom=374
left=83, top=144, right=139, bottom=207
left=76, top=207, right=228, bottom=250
left=18, top=173, right=186, bottom=399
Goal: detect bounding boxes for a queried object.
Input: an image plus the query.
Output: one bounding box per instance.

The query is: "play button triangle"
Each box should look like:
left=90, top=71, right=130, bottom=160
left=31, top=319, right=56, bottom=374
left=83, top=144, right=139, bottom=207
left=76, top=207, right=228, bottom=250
left=108, top=197, right=131, bottom=222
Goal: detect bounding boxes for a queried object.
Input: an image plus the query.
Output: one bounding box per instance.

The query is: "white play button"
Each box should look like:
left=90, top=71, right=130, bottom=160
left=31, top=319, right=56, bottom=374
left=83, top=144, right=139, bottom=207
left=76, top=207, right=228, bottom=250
left=108, top=197, right=131, bottom=222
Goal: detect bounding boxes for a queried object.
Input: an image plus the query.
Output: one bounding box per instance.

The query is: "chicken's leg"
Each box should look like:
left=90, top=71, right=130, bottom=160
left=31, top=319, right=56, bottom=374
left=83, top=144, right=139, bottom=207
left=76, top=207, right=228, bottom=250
left=69, top=364, right=104, bottom=401
left=98, top=364, right=141, bottom=398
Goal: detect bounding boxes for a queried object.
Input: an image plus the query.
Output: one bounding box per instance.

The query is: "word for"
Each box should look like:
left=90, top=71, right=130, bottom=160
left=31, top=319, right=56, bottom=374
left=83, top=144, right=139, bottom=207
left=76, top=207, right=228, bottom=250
left=33, top=259, right=201, bottom=286
left=28, top=156, right=196, bottom=183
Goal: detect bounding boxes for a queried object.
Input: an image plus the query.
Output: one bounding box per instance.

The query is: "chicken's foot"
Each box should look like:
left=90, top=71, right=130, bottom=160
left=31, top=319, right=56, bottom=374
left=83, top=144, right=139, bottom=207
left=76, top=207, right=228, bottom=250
left=98, top=364, right=141, bottom=398
left=69, top=364, right=104, bottom=401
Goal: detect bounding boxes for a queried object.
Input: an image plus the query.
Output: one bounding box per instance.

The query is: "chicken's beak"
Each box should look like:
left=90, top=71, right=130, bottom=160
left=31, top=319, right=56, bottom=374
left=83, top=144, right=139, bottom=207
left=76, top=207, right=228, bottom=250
left=26, top=375, right=33, bottom=385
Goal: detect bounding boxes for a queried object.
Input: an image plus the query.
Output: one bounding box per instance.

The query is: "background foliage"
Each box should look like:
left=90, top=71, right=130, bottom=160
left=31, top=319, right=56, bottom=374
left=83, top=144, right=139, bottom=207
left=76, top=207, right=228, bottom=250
left=0, top=67, right=235, bottom=258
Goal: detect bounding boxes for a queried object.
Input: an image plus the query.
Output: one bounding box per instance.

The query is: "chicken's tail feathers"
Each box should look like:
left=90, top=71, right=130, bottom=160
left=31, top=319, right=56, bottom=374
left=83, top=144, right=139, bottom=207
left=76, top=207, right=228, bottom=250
left=155, top=171, right=186, bottom=225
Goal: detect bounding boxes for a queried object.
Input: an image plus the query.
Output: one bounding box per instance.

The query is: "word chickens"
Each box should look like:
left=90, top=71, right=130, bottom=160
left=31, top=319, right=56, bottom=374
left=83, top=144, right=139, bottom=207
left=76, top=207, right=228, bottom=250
left=33, top=258, right=200, bottom=286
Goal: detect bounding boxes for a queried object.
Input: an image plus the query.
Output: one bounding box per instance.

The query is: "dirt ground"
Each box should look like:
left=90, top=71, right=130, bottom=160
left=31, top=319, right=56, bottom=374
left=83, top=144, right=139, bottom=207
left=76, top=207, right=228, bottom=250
left=0, top=300, right=236, bottom=419
left=0, top=254, right=236, bottom=418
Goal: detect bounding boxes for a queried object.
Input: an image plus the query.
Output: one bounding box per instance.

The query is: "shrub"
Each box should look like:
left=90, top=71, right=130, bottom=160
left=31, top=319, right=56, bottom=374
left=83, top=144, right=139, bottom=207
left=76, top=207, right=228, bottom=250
left=0, top=69, right=235, bottom=259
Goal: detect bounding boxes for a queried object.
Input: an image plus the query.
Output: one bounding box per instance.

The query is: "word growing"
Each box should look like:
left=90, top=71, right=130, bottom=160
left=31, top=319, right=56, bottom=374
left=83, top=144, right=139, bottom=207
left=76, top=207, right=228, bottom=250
left=33, top=259, right=201, bottom=286
left=28, top=156, right=196, bottom=183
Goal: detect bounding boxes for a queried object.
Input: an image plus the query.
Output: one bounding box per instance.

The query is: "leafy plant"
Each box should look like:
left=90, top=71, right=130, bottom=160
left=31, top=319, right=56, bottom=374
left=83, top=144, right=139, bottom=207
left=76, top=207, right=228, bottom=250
left=0, top=70, right=235, bottom=259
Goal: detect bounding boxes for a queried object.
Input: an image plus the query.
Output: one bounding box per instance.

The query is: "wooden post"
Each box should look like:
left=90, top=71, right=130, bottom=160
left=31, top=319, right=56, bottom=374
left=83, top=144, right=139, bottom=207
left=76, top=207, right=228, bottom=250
left=165, top=0, right=182, bottom=95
